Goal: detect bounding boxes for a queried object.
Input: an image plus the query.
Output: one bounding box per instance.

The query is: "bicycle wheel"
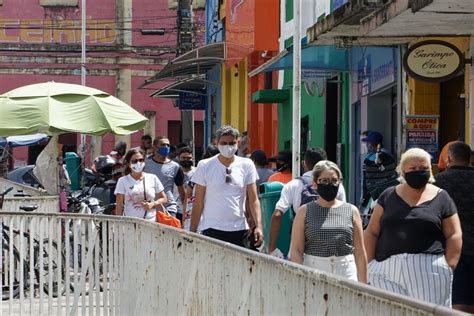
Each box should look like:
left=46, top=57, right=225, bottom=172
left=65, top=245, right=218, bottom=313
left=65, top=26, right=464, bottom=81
left=34, top=239, right=74, bottom=297
left=2, top=243, right=27, bottom=300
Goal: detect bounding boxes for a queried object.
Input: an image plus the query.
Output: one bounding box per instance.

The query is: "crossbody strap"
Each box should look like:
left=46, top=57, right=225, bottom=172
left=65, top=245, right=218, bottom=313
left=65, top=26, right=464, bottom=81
left=143, top=176, right=148, bottom=219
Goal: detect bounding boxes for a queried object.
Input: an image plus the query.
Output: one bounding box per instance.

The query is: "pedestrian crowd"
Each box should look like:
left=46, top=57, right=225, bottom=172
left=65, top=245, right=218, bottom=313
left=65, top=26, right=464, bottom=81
left=106, top=126, right=473, bottom=311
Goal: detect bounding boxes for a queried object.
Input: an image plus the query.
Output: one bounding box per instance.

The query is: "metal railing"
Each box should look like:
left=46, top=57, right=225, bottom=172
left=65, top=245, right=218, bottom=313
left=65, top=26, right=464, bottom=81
left=0, top=212, right=463, bottom=315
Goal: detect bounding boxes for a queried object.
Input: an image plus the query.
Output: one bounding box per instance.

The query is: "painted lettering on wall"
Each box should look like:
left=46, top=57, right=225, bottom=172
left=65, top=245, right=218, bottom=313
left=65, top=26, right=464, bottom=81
left=403, top=40, right=464, bottom=82
left=0, top=18, right=116, bottom=44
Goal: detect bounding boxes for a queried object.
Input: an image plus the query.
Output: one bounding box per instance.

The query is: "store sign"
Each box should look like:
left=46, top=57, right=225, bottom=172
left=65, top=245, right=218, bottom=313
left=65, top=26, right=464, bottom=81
left=406, top=115, right=440, bottom=162
left=178, top=91, right=206, bottom=110
left=403, top=40, right=464, bottom=82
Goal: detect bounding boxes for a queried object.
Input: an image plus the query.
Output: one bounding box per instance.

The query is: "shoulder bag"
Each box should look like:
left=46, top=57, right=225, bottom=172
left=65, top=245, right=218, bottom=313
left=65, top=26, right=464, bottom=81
left=156, top=203, right=182, bottom=228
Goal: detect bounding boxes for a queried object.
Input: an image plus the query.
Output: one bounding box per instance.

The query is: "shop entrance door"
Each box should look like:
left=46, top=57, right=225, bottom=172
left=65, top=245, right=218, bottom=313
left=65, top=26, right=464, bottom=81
left=440, top=75, right=465, bottom=146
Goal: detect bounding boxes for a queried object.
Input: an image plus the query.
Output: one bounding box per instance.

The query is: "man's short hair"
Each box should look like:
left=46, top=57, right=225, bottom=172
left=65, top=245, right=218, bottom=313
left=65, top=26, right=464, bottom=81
left=178, top=146, right=192, bottom=156
left=304, top=147, right=327, bottom=169
left=141, top=134, right=152, bottom=141
left=250, top=149, right=268, bottom=166
left=153, top=136, right=169, bottom=146
left=448, top=142, right=471, bottom=163
left=215, top=125, right=240, bottom=141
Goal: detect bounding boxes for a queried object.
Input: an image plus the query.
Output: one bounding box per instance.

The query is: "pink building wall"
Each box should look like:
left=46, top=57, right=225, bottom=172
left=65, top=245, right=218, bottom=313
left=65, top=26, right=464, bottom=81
left=0, top=0, right=205, bottom=168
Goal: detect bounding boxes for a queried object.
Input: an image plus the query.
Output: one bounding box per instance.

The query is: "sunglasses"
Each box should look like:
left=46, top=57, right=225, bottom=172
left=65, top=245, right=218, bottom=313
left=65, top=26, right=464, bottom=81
left=131, top=158, right=145, bottom=164
left=225, top=168, right=232, bottom=184
left=316, top=178, right=341, bottom=185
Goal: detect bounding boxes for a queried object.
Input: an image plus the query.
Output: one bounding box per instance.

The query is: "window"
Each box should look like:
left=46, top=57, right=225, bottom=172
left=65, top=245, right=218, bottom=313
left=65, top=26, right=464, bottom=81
left=40, top=0, right=78, bottom=6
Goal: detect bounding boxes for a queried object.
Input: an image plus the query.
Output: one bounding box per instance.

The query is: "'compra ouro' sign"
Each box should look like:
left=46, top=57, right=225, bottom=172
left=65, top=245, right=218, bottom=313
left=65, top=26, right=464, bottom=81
left=403, top=40, right=465, bottom=82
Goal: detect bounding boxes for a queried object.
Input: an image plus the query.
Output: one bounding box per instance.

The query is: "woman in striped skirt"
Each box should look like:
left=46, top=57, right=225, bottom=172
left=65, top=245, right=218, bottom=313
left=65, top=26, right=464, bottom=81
left=290, top=160, right=367, bottom=283
left=364, top=148, right=462, bottom=306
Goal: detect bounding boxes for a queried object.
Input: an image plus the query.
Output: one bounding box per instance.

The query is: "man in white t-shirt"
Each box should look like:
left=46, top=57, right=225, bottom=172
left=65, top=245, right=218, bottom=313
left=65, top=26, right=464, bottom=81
left=267, top=148, right=347, bottom=255
left=190, top=125, right=263, bottom=248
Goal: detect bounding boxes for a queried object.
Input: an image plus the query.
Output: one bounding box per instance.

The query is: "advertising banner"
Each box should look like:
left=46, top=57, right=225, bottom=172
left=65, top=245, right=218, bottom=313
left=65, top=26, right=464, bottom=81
left=406, top=115, right=440, bottom=162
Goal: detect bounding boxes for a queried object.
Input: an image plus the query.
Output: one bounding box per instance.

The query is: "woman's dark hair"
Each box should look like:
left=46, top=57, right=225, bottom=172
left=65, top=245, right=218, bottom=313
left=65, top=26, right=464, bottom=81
left=202, top=144, right=219, bottom=159
left=123, top=148, right=145, bottom=175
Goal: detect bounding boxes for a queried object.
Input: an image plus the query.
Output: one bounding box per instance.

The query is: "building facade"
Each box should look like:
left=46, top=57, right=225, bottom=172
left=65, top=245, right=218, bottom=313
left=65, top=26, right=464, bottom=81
left=0, top=0, right=204, bottom=167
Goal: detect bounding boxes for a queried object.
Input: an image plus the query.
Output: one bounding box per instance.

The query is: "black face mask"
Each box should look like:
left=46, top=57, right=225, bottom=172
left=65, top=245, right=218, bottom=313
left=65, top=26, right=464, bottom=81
left=404, top=170, right=430, bottom=189
left=317, top=183, right=339, bottom=201
left=180, top=160, right=193, bottom=169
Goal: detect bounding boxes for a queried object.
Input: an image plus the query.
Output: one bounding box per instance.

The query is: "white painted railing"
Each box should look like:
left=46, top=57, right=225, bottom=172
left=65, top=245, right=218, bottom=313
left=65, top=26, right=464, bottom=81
left=0, top=212, right=464, bottom=315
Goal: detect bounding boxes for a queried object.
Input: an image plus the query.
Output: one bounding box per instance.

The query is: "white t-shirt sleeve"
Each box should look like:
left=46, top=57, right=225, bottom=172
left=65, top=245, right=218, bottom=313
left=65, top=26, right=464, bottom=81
left=244, top=160, right=258, bottom=186
left=114, top=177, right=126, bottom=195
left=337, top=184, right=347, bottom=202
left=191, top=160, right=207, bottom=186
left=275, top=182, right=293, bottom=213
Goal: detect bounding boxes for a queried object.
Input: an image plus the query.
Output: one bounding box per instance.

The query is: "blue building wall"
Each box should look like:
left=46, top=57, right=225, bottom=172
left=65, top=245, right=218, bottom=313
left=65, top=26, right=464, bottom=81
left=204, top=0, right=224, bottom=145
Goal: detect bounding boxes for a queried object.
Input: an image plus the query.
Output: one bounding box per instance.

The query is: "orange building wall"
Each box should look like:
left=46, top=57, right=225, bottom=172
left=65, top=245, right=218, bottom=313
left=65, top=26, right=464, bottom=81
left=222, top=0, right=280, bottom=157
left=248, top=52, right=279, bottom=156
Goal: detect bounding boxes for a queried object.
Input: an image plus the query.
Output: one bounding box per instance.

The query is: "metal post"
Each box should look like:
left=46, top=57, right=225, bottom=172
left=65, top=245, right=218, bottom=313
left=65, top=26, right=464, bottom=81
left=178, top=0, right=195, bottom=155
left=292, top=0, right=301, bottom=178
left=80, top=0, right=87, bottom=186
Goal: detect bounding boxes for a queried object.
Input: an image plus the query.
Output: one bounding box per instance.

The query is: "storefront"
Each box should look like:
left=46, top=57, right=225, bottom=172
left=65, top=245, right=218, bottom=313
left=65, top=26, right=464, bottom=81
left=404, top=37, right=471, bottom=169
left=350, top=46, right=401, bottom=202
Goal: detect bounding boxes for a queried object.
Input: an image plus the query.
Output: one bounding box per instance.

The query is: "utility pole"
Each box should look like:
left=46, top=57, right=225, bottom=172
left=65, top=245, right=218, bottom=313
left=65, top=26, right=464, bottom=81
left=292, top=0, right=301, bottom=178
left=177, top=0, right=195, bottom=157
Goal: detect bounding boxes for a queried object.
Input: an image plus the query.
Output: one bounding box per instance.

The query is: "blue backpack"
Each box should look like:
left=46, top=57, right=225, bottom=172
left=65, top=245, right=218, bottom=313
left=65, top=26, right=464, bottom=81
left=298, top=174, right=319, bottom=207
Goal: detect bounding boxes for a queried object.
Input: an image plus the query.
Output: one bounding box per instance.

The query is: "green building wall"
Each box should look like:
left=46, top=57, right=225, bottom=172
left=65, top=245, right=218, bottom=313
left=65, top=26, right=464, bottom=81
left=277, top=38, right=351, bottom=191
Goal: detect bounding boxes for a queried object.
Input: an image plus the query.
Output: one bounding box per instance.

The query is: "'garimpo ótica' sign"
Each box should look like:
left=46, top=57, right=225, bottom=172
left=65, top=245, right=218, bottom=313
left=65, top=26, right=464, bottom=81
left=403, top=40, right=464, bottom=82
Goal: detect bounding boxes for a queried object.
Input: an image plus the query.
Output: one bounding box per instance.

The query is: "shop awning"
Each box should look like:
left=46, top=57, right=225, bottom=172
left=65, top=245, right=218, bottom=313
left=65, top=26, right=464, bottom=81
left=307, top=0, right=474, bottom=46
left=150, top=76, right=220, bottom=99
left=248, top=45, right=350, bottom=77
left=141, top=42, right=227, bottom=87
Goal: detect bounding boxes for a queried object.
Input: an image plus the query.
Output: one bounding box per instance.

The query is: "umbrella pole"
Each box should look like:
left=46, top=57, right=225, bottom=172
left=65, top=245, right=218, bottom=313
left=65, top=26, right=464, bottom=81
left=80, top=0, right=87, bottom=188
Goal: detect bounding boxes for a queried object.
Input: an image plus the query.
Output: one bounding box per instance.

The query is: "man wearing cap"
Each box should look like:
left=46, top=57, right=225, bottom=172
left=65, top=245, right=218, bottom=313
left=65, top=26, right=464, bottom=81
left=359, top=131, right=398, bottom=213
left=250, top=149, right=274, bottom=187
left=267, top=150, right=293, bottom=184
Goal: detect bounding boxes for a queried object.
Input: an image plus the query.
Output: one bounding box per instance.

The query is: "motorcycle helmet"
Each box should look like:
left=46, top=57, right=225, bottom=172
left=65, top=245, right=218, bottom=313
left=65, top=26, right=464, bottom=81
left=92, top=155, right=116, bottom=177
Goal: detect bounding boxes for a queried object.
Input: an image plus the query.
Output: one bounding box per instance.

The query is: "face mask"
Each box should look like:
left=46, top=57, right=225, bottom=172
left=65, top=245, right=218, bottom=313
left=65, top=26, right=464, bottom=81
left=404, top=170, right=430, bottom=189
left=180, top=160, right=193, bottom=169
left=317, top=183, right=339, bottom=201
left=157, top=146, right=171, bottom=157
left=218, top=144, right=237, bottom=158
left=131, top=162, right=145, bottom=173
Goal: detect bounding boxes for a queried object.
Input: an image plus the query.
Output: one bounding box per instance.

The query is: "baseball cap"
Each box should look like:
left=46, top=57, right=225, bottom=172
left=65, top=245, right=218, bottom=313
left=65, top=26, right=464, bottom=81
left=250, top=149, right=268, bottom=165
left=361, top=131, right=383, bottom=144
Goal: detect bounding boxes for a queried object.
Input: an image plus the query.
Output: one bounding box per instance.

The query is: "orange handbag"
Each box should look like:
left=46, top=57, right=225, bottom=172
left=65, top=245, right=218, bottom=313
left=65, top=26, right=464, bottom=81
left=156, top=204, right=182, bottom=228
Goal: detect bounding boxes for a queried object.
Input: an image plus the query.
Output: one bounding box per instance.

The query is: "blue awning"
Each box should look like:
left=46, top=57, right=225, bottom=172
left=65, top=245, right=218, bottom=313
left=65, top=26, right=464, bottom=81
left=0, top=134, right=49, bottom=148
left=248, top=45, right=350, bottom=77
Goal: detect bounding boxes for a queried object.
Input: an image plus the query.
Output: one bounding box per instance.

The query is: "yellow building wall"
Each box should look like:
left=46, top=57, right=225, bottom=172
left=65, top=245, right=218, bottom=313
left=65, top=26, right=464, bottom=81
left=408, top=37, right=470, bottom=143
left=221, top=58, right=248, bottom=132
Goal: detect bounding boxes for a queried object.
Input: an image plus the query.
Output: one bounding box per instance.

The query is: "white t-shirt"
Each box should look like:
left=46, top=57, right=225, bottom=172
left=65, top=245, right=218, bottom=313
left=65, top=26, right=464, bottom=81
left=275, top=171, right=347, bottom=214
left=114, top=173, right=164, bottom=221
left=191, top=155, right=258, bottom=231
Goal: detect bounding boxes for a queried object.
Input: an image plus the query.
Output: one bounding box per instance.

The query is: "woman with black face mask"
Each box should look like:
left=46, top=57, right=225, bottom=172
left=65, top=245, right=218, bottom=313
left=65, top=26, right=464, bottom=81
left=290, top=161, right=368, bottom=283
left=365, top=148, right=462, bottom=306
